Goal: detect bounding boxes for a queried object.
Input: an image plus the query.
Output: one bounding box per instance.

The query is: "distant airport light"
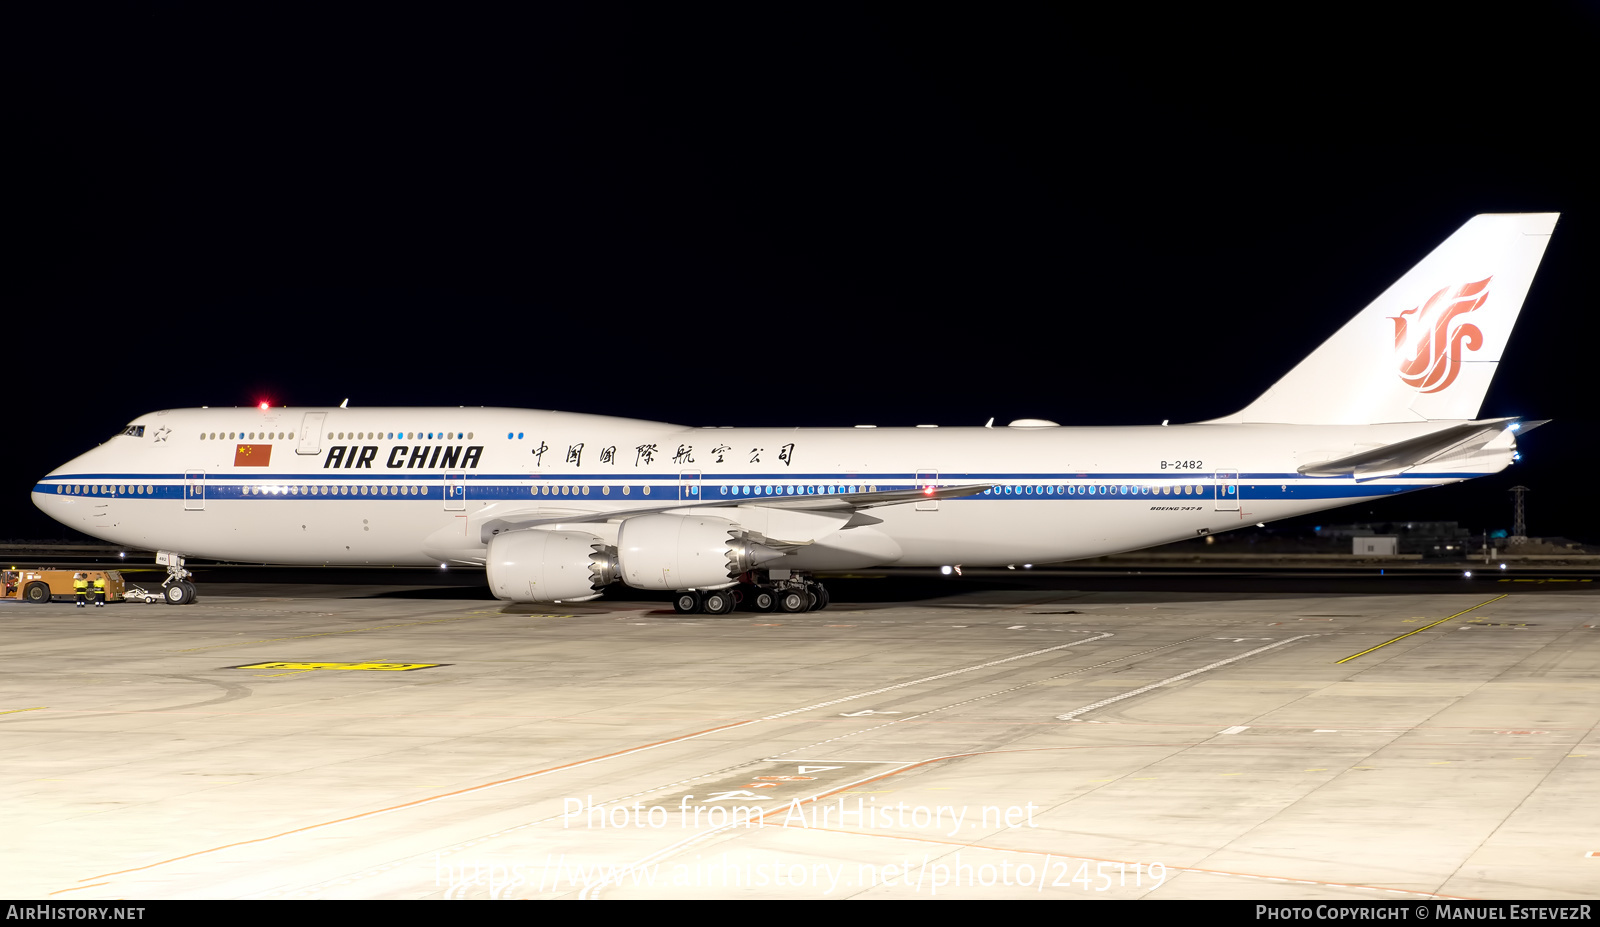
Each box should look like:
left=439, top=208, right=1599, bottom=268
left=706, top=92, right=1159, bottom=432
left=1500, top=563, right=1508, bottom=570
left=940, top=565, right=953, bottom=575
left=439, top=563, right=448, bottom=570
left=1464, top=571, right=1473, bottom=578
left=119, top=552, right=125, bottom=558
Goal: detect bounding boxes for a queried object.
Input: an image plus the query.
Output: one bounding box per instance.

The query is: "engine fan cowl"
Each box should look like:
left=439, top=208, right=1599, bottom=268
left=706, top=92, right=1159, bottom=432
left=487, top=530, right=611, bottom=603
left=617, top=513, right=785, bottom=590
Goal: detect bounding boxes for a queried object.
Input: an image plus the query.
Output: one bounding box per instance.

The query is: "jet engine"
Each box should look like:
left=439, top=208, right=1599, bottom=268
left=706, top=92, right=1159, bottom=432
left=487, top=530, right=612, bottom=603
left=617, top=513, right=786, bottom=590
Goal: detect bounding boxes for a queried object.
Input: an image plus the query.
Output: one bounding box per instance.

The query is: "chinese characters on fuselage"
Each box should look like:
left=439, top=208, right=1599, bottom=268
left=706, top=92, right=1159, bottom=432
left=318, top=440, right=799, bottom=471
left=529, top=442, right=799, bottom=468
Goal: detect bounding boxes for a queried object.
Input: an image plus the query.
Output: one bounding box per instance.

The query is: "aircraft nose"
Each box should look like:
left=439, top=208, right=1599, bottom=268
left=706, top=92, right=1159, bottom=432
left=33, top=449, right=99, bottom=526
left=33, top=470, right=71, bottom=523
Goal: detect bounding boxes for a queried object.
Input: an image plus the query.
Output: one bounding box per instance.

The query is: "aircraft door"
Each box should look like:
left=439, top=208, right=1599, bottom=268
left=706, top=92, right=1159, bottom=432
left=184, top=469, right=205, bottom=511
left=297, top=413, right=326, bottom=455
left=679, top=469, right=702, bottom=503
left=916, top=469, right=939, bottom=511
left=1215, top=469, right=1240, bottom=512
left=443, top=473, right=466, bottom=511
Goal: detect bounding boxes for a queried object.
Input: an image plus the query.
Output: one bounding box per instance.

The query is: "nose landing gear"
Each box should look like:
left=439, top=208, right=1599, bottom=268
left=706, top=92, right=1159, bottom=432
left=156, top=551, right=199, bottom=605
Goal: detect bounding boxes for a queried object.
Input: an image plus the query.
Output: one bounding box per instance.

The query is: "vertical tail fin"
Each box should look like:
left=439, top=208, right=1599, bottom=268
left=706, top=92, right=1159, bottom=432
left=1217, top=213, right=1558, bottom=424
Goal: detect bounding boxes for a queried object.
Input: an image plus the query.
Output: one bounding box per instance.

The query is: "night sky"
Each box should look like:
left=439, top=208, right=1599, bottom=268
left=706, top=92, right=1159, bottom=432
left=9, top=7, right=1598, bottom=544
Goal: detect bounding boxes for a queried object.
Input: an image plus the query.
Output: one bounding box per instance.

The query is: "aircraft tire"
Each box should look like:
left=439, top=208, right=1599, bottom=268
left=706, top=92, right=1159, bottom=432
left=777, top=590, right=808, bottom=613
left=672, top=591, right=702, bottom=614
left=749, top=589, right=776, bottom=612
left=701, top=590, right=735, bottom=615
left=164, top=583, right=192, bottom=606
left=182, top=581, right=198, bottom=604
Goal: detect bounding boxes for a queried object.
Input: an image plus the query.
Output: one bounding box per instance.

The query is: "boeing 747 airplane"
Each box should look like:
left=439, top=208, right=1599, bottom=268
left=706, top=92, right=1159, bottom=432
left=33, top=213, right=1557, bottom=612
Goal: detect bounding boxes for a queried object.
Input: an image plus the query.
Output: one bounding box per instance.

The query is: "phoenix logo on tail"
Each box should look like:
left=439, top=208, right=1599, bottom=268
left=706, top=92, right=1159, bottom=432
left=1390, top=276, right=1491, bottom=394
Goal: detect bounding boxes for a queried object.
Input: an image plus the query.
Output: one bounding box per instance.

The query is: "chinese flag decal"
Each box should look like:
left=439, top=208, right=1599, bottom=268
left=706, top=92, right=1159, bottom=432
left=234, top=444, right=273, bottom=467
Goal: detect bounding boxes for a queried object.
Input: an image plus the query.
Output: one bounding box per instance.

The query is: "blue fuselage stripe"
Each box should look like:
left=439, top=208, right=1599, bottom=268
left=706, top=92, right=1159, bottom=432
left=36, top=470, right=1479, bottom=503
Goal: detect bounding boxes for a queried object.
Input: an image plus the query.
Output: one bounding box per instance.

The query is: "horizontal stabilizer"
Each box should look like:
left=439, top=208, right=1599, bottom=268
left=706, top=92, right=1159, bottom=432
left=1298, top=418, right=1545, bottom=480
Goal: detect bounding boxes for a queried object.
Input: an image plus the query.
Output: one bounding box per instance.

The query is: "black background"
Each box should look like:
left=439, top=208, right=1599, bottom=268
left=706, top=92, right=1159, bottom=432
left=8, top=5, right=1597, bottom=543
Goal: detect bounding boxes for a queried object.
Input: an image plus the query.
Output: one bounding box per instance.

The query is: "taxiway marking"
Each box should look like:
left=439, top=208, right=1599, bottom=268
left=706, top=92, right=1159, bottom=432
left=67, top=632, right=1118, bottom=893
left=1334, top=595, right=1507, bottom=664
left=167, top=609, right=530, bottom=653
left=1055, top=636, right=1311, bottom=720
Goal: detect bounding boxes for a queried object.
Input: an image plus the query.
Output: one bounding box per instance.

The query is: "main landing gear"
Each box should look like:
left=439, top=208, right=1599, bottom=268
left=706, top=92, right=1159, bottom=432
left=670, top=573, right=829, bottom=615
left=157, top=551, right=199, bottom=605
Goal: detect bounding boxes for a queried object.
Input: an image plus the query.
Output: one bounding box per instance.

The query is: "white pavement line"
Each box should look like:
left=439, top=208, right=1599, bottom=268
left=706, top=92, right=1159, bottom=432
left=764, top=636, right=1203, bottom=761
left=1054, top=636, right=1312, bottom=721
left=761, top=632, right=1113, bottom=720
left=1219, top=725, right=1250, bottom=735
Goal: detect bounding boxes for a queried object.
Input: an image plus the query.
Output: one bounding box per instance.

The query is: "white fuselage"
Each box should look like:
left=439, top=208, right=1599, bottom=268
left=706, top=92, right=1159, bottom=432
left=33, top=407, right=1506, bottom=571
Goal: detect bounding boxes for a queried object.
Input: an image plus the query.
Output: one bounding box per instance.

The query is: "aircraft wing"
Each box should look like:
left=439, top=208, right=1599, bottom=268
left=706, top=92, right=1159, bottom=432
left=476, top=482, right=994, bottom=542
left=1297, top=418, right=1547, bottom=481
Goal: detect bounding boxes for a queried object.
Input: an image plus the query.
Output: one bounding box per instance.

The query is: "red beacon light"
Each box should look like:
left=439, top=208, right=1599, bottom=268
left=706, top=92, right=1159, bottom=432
left=258, top=401, right=270, bottom=411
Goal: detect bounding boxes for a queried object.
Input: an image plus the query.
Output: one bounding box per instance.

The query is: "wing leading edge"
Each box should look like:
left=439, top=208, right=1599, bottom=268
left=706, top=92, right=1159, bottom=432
left=475, top=482, right=995, bottom=543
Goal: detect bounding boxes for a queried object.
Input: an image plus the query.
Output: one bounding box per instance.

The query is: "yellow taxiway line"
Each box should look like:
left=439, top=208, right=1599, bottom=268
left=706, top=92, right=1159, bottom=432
left=1335, top=594, right=1507, bottom=665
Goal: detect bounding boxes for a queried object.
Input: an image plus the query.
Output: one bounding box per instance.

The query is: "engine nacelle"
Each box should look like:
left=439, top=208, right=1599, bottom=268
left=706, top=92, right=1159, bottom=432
left=487, top=530, right=609, bottom=603
left=617, top=513, right=785, bottom=590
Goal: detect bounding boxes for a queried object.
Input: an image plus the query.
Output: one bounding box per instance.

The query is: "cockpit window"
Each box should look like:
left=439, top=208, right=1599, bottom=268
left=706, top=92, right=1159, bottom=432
left=119, top=425, right=145, bottom=438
